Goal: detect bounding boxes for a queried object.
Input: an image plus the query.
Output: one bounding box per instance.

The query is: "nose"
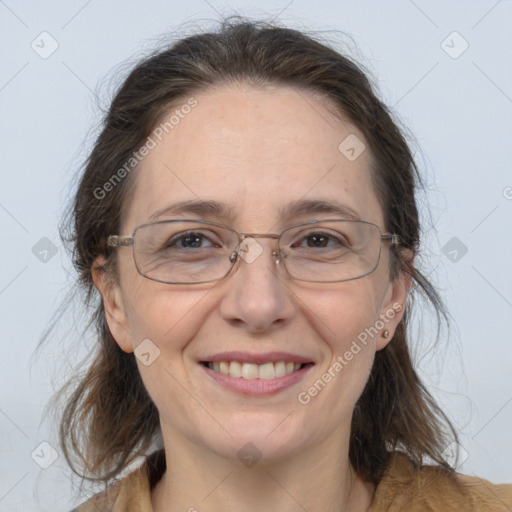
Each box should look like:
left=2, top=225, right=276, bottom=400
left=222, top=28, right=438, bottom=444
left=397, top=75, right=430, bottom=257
left=219, top=236, right=296, bottom=333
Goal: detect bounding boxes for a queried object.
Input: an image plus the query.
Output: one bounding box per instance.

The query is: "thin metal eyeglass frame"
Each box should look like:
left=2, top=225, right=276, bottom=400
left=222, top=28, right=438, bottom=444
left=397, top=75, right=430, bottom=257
left=106, top=218, right=402, bottom=284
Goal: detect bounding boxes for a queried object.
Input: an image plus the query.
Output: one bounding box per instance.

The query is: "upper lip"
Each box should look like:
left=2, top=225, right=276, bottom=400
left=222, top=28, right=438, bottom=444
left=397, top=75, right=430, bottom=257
left=201, top=351, right=314, bottom=365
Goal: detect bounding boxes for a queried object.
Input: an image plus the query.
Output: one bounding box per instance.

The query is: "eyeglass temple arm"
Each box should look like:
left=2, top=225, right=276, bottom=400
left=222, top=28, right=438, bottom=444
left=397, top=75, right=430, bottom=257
left=382, top=233, right=401, bottom=245
left=107, top=235, right=134, bottom=247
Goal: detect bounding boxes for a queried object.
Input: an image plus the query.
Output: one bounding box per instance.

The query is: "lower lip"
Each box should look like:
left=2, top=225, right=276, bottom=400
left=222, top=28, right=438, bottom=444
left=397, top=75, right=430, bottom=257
left=200, top=363, right=314, bottom=396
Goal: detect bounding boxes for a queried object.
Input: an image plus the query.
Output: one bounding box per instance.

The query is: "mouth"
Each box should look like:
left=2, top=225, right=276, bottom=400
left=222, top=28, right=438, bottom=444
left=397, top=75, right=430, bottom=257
left=199, top=353, right=314, bottom=396
left=201, top=360, right=310, bottom=379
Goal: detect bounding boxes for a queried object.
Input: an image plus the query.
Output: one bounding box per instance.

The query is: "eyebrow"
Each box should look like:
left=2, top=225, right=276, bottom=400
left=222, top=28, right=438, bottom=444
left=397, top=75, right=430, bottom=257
left=279, top=199, right=362, bottom=221
left=148, top=199, right=237, bottom=222
left=148, top=198, right=362, bottom=223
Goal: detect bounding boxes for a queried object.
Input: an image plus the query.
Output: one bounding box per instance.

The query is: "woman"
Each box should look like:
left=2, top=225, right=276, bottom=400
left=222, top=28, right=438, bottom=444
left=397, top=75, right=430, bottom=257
left=57, top=19, right=512, bottom=511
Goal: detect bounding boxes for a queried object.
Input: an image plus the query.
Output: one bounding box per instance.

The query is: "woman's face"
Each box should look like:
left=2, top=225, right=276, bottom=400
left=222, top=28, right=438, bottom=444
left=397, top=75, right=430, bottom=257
left=96, top=84, right=410, bottom=464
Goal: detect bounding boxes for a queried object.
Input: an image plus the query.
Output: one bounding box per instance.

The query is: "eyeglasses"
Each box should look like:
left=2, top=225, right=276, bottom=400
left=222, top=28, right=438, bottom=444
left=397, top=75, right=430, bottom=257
left=107, top=219, right=401, bottom=284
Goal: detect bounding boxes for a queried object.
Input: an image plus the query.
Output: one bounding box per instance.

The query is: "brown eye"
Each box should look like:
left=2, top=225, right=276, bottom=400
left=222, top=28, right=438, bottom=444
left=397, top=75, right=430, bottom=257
left=162, top=230, right=224, bottom=251
left=292, top=231, right=348, bottom=249
left=305, top=234, right=331, bottom=248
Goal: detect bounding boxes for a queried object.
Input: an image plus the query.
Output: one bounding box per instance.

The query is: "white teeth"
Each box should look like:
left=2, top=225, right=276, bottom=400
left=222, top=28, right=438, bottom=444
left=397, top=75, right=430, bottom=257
left=258, top=362, right=275, bottom=380
left=242, top=363, right=259, bottom=379
left=229, top=361, right=242, bottom=378
left=207, top=360, right=305, bottom=379
left=274, top=361, right=286, bottom=378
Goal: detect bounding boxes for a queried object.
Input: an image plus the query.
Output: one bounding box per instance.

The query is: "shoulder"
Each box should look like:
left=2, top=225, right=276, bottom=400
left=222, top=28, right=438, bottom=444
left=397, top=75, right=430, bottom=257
left=71, top=450, right=166, bottom=512
left=370, top=451, right=512, bottom=512
left=455, top=472, right=512, bottom=511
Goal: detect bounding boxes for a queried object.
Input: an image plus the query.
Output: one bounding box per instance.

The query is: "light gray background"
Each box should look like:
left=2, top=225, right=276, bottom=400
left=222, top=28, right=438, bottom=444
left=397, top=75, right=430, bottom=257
left=1, top=1, right=511, bottom=510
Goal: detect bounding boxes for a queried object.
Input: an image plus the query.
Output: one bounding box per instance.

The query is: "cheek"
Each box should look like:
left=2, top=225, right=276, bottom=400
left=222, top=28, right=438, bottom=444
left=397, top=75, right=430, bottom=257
left=123, top=287, right=214, bottom=421
left=297, top=286, right=381, bottom=411
left=123, top=281, right=211, bottom=354
left=305, top=284, right=382, bottom=353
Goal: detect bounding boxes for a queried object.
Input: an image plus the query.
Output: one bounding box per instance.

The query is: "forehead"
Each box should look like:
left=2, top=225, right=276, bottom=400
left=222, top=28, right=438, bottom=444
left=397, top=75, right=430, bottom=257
left=122, top=84, right=383, bottom=232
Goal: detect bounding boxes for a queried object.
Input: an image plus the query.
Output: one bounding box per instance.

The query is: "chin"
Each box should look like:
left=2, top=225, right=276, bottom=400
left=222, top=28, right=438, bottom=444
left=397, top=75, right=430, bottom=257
left=197, top=412, right=314, bottom=466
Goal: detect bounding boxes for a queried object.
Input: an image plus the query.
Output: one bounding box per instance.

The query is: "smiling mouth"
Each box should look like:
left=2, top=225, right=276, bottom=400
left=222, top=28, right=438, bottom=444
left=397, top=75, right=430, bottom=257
left=202, top=361, right=311, bottom=380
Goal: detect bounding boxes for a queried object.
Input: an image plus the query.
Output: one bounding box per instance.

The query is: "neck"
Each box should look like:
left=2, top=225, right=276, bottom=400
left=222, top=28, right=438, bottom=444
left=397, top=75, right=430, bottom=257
left=151, top=431, right=375, bottom=512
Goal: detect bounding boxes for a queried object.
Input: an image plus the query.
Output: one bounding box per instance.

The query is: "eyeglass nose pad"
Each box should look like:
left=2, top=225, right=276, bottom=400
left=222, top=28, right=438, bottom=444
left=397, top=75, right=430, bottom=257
left=272, top=249, right=283, bottom=264
left=228, top=245, right=283, bottom=265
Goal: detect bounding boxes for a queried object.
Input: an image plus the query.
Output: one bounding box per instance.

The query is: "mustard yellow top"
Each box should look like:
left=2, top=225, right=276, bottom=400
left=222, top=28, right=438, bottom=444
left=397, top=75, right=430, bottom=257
left=73, top=450, right=512, bottom=511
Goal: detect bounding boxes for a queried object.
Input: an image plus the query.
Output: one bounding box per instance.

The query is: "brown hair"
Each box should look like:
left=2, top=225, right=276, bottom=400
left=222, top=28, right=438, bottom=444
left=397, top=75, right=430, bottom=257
left=52, top=17, right=459, bottom=485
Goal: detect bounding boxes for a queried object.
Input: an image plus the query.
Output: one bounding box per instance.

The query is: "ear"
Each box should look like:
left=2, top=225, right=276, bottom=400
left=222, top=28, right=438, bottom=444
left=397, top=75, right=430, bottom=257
left=91, top=256, right=134, bottom=353
left=375, top=253, right=413, bottom=351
